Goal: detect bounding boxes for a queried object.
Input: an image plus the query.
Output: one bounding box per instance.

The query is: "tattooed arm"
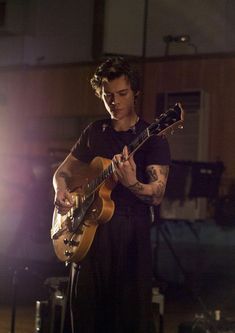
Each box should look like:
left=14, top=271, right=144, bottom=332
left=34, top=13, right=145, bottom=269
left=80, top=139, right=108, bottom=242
left=127, top=165, right=169, bottom=206
left=114, top=146, right=169, bottom=206
left=53, top=153, right=88, bottom=214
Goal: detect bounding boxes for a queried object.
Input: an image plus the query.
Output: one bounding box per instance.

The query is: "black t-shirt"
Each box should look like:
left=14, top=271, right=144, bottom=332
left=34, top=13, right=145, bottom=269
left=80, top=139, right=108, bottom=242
left=71, top=118, right=171, bottom=209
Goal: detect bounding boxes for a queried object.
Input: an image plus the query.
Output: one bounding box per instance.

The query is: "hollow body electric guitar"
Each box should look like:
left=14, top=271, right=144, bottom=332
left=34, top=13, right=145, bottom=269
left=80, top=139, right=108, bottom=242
left=51, top=104, right=184, bottom=264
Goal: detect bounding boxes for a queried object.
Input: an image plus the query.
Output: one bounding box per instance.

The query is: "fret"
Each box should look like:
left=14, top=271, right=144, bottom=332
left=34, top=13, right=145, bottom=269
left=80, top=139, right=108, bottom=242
left=83, top=162, right=114, bottom=201
left=127, top=129, right=147, bottom=155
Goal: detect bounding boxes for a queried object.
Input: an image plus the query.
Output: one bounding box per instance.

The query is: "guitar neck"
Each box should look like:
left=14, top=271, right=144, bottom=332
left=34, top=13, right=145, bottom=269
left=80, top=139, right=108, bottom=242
left=84, top=163, right=113, bottom=199
left=126, top=126, right=151, bottom=157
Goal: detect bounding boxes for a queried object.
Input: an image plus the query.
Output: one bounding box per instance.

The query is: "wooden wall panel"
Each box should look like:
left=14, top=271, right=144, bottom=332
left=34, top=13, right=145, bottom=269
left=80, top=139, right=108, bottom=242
left=22, top=66, right=105, bottom=118
left=0, top=56, right=235, bottom=183
left=0, top=64, right=106, bottom=157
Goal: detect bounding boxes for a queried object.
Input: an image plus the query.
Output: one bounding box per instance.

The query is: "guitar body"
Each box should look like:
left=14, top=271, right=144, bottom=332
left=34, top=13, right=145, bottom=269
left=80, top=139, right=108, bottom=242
left=51, top=156, right=116, bottom=263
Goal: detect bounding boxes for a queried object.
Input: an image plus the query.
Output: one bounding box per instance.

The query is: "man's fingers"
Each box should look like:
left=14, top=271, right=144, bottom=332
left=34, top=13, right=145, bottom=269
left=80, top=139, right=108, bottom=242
left=114, top=154, right=123, bottom=168
left=122, top=146, right=129, bottom=159
left=57, top=207, right=71, bottom=215
left=55, top=192, right=74, bottom=208
left=128, top=155, right=135, bottom=168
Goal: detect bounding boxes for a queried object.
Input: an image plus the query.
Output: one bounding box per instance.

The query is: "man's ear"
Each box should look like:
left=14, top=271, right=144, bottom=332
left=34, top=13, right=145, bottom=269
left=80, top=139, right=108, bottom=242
left=134, top=91, right=140, bottom=103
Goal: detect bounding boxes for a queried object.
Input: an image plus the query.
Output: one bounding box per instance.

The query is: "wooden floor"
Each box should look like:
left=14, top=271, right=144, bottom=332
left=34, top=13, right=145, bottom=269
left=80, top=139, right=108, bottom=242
left=0, top=305, right=35, bottom=333
left=1, top=302, right=235, bottom=333
left=0, top=304, right=195, bottom=333
left=0, top=289, right=225, bottom=333
left=1, top=274, right=235, bottom=333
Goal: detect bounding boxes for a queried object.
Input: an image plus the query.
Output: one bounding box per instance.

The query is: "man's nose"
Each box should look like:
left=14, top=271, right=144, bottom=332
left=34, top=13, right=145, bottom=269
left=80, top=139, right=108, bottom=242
left=111, top=95, right=119, bottom=105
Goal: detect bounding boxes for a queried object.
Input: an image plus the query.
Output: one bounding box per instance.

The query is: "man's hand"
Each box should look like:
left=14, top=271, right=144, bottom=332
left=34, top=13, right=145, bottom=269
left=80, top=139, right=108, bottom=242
left=54, top=188, right=74, bottom=215
left=113, top=146, right=137, bottom=187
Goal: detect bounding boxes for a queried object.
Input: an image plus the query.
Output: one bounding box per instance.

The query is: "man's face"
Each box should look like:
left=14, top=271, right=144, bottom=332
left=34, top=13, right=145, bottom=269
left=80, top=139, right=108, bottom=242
left=101, top=75, right=137, bottom=120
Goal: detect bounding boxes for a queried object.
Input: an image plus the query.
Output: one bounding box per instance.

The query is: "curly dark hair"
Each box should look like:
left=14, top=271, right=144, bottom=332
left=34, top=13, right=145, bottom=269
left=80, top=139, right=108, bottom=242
left=90, top=57, right=140, bottom=98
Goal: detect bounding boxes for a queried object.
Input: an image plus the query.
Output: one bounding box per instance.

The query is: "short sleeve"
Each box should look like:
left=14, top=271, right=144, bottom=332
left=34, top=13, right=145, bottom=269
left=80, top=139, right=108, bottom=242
left=145, top=135, right=171, bottom=166
left=71, top=123, right=94, bottom=163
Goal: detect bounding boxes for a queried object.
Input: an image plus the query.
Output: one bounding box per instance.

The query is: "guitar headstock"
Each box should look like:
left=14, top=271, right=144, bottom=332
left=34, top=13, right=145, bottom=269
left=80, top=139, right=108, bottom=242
left=149, top=103, right=184, bottom=137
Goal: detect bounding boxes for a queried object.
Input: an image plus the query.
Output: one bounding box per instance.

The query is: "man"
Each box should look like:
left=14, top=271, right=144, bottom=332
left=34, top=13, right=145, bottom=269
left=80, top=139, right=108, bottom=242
left=53, top=57, right=171, bottom=333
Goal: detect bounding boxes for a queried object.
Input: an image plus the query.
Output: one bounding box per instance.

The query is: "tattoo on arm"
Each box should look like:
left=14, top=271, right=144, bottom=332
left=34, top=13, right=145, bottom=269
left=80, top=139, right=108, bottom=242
left=137, top=181, right=165, bottom=204
left=147, top=165, right=169, bottom=182
left=128, top=181, right=144, bottom=193
left=153, top=181, right=165, bottom=200
left=147, top=166, right=158, bottom=182
left=127, top=166, right=169, bottom=205
left=128, top=181, right=153, bottom=203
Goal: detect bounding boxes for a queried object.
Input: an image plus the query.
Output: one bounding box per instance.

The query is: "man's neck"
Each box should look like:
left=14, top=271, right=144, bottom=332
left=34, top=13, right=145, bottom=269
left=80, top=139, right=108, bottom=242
left=112, top=114, right=139, bottom=132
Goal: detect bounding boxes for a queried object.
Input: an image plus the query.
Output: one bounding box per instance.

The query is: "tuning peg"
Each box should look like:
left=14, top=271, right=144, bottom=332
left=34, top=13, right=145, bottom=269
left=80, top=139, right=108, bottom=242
left=178, top=124, right=184, bottom=129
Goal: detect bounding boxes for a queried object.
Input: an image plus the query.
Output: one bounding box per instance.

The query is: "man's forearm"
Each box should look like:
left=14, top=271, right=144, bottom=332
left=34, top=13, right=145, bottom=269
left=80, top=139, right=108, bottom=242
left=127, top=165, right=169, bottom=206
left=127, top=180, right=166, bottom=205
left=53, top=170, right=71, bottom=192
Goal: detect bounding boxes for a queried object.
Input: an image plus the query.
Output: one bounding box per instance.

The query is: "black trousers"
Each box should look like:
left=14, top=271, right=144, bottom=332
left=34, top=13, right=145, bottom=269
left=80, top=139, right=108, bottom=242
left=64, top=208, right=154, bottom=333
